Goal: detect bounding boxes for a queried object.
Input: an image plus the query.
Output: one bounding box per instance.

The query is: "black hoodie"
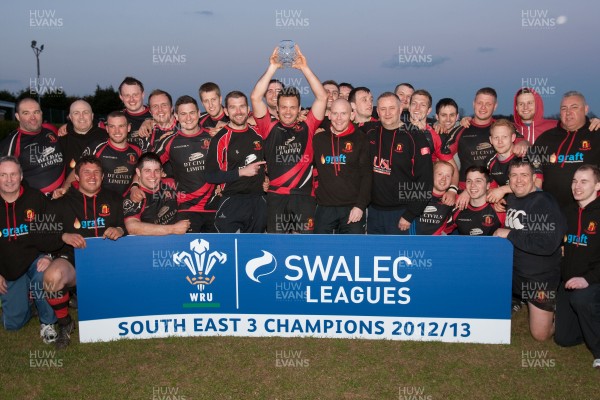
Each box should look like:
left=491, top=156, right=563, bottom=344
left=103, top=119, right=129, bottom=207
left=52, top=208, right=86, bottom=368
left=0, top=185, right=63, bottom=280
left=49, top=185, right=126, bottom=262
left=562, top=196, right=600, bottom=284
left=532, top=119, right=600, bottom=208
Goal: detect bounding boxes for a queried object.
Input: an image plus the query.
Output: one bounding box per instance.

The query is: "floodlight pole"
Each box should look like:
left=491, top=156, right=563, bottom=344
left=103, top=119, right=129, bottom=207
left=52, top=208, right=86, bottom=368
left=31, top=40, right=44, bottom=104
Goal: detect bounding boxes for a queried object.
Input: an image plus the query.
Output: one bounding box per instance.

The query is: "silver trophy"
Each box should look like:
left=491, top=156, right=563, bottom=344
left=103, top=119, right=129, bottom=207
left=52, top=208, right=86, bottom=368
left=278, top=40, right=296, bottom=68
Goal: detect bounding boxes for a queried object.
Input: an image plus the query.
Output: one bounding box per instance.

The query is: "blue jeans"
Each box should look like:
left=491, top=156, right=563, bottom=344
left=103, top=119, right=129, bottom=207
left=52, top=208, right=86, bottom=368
left=1, top=256, right=57, bottom=330
left=367, top=207, right=414, bottom=235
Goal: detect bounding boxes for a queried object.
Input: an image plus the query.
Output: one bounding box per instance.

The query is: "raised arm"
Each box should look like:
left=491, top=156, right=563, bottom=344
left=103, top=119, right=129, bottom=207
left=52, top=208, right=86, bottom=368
left=293, top=45, right=327, bottom=121
left=250, top=47, right=282, bottom=120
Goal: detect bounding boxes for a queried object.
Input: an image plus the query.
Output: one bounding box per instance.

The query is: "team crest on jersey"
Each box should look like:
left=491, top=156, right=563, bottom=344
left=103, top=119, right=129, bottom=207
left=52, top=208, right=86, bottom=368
left=343, top=142, right=353, bottom=153
left=99, top=204, right=111, bottom=217
left=580, top=140, right=591, bottom=151
left=24, top=209, right=35, bottom=222
left=307, top=218, right=314, bottom=231
left=394, top=144, right=403, bottom=153
left=585, top=221, right=597, bottom=235
left=253, top=141, right=262, bottom=151
left=482, top=214, right=495, bottom=227
left=46, top=133, right=57, bottom=143
left=127, top=153, right=137, bottom=165
left=202, top=139, right=210, bottom=150
left=293, top=123, right=303, bottom=132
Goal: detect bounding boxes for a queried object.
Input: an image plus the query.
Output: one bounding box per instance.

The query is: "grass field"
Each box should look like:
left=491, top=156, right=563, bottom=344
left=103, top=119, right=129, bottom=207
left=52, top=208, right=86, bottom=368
left=1, top=308, right=598, bottom=400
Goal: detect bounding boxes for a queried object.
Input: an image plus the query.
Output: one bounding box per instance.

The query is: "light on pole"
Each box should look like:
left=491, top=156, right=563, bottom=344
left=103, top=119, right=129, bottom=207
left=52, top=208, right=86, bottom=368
left=31, top=40, right=44, bottom=104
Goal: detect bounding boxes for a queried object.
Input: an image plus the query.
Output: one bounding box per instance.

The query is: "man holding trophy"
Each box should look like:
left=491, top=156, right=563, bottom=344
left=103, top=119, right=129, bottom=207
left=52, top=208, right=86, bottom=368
left=251, top=42, right=328, bottom=234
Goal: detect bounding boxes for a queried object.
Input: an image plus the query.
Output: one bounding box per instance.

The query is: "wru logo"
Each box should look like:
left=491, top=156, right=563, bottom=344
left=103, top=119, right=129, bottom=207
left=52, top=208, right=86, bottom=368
left=173, top=239, right=227, bottom=288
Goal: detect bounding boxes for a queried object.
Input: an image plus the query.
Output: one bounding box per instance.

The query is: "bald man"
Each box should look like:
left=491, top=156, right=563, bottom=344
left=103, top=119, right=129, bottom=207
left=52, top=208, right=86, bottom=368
left=312, top=99, right=371, bottom=233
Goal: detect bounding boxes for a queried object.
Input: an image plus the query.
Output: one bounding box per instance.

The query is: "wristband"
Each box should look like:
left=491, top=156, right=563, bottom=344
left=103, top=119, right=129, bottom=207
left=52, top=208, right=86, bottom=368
left=131, top=182, right=140, bottom=188
left=448, top=185, right=458, bottom=193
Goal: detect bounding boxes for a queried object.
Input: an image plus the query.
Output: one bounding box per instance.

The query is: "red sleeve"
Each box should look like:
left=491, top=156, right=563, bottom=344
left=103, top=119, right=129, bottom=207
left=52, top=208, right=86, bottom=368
left=428, top=127, right=452, bottom=162
left=160, top=135, right=175, bottom=164
left=497, top=211, right=506, bottom=227
left=447, top=126, right=466, bottom=156
left=255, top=114, right=276, bottom=140
left=304, top=110, right=323, bottom=135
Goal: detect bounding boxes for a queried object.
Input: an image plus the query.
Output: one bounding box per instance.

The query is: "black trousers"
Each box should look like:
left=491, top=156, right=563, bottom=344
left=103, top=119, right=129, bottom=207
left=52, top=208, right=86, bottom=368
left=554, top=283, right=600, bottom=358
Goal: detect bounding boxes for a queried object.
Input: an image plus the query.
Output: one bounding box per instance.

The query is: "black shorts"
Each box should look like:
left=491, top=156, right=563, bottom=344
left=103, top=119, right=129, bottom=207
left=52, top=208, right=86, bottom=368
left=178, top=211, right=216, bottom=233
left=512, top=274, right=558, bottom=312
left=215, top=194, right=266, bottom=233
left=314, top=205, right=366, bottom=234
left=266, top=193, right=315, bottom=234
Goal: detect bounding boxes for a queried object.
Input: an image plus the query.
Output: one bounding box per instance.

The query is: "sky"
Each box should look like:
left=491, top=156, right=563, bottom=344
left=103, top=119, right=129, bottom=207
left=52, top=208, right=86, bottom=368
left=1, top=0, right=599, bottom=117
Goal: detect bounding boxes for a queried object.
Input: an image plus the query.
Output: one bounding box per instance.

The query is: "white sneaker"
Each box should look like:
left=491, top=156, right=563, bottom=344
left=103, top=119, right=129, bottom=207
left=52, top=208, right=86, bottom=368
left=593, top=359, right=600, bottom=369
left=40, top=323, right=58, bottom=344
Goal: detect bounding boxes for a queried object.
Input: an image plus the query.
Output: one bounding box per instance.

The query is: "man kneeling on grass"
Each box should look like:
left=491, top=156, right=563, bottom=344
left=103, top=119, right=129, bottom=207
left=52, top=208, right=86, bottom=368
left=493, top=159, right=566, bottom=341
left=555, top=165, right=600, bottom=369
left=44, top=156, right=126, bottom=349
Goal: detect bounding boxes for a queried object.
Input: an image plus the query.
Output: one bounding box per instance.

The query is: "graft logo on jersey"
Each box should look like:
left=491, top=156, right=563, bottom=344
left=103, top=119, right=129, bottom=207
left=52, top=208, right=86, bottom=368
left=342, top=142, right=353, bottom=153
left=173, top=238, right=227, bottom=307
left=99, top=204, right=111, bottom=217
left=73, top=217, right=106, bottom=230
left=321, top=154, right=347, bottom=165
left=585, top=221, right=597, bottom=235
left=549, top=152, right=584, bottom=164
left=394, top=143, right=403, bottom=153
left=24, top=209, right=35, bottom=222
left=580, top=140, right=591, bottom=151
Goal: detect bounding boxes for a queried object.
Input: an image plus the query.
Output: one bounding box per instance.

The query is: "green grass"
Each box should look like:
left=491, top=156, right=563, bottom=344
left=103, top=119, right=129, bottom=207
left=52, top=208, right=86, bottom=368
left=1, top=309, right=598, bottom=400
